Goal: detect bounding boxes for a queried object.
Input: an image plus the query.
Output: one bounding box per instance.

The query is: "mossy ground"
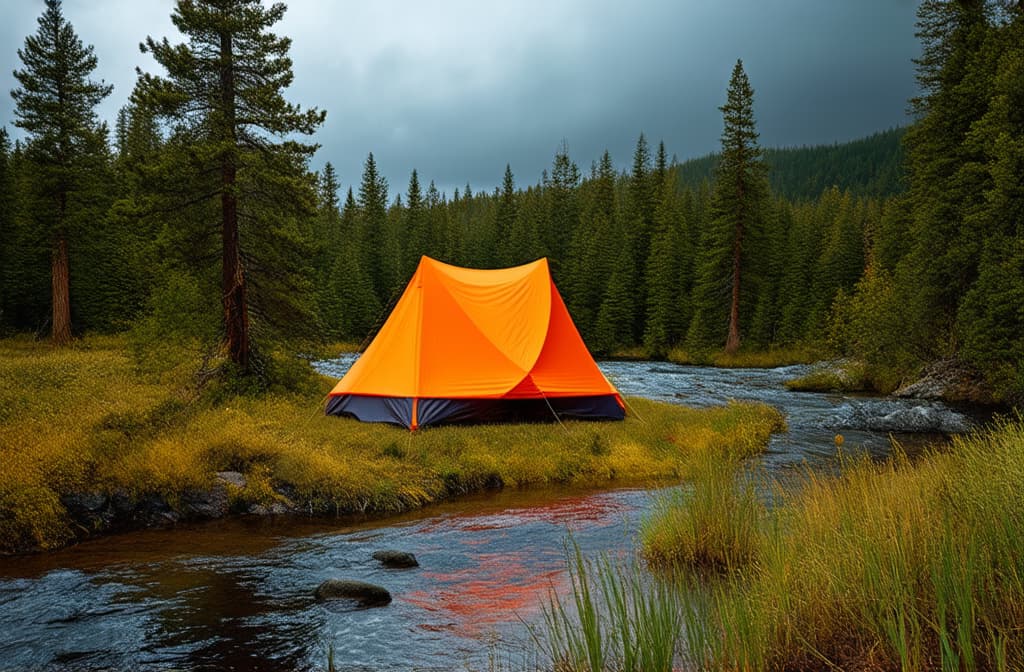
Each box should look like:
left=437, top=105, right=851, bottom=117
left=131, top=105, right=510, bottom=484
left=0, top=335, right=786, bottom=554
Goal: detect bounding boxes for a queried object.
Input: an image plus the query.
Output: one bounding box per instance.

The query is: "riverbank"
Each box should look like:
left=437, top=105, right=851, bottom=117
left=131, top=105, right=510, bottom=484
left=606, top=344, right=825, bottom=368
left=0, top=335, right=786, bottom=555
left=549, top=415, right=1024, bottom=671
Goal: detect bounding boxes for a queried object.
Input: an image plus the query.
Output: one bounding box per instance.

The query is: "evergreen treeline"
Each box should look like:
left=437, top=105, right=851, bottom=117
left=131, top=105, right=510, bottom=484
left=675, top=127, right=907, bottom=201
left=1, top=0, right=1021, bottom=403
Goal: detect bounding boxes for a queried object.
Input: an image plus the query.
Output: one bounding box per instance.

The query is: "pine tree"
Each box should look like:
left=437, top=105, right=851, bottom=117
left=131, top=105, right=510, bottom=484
left=494, top=164, right=518, bottom=265
left=1, top=141, right=50, bottom=331
left=898, top=0, right=996, bottom=357
left=593, top=236, right=637, bottom=354
left=328, top=188, right=380, bottom=340
left=313, top=162, right=342, bottom=337
left=545, top=141, right=580, bottom=272
left=708, top=59, right=769, bottom=353
left=357, top=152, right=399, bottom=300
left=424, top=180, right=447, bottom=261
left=134, top=0, right=325, bottom=376
left=643, top=172, right=685, bottom=355
left=402, top=168, right=425, bottom=277
left=11, top=0, right=113, bottom=345
left=627, top=133, right=656, bottom=338
left=956, top=6, right=1024, bottom=401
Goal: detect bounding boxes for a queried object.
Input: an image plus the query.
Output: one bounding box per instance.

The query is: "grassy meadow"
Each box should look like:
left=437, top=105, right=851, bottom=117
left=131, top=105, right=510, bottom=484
left=0, top=335, right=786, bottom=554
left=543, top=417, right=1024, bottom=671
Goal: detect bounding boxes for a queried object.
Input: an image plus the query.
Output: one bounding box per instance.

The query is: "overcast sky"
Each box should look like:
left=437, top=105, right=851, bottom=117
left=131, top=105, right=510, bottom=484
left=1, top=0, right=921, bottom=198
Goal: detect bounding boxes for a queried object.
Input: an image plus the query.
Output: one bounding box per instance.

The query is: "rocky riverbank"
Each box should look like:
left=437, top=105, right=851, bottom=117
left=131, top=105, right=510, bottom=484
left=786, top=357, right=998, bottom=406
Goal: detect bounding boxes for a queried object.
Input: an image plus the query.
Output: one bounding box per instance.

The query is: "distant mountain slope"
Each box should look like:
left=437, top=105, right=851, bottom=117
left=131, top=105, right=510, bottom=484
left=675, top=127, right=906, bottom=200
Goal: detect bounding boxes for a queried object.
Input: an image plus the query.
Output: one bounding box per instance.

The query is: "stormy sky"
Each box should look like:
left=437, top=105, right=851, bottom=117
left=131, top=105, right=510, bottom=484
left=1, top=0, right=921, bottom=198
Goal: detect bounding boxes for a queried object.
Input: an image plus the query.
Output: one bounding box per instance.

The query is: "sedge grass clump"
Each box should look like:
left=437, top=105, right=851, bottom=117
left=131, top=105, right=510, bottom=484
left=641, top=459, right=765, bottom=572
left=538, top=541, right=684, bottom=672
left=649, top=417, right=1024, bottom=671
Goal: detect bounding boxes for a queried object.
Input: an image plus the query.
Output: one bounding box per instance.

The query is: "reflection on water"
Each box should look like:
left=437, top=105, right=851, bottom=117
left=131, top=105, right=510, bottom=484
left=1, top=359, right=983, bottom=671
left=0, top=486, right=648, bottom=671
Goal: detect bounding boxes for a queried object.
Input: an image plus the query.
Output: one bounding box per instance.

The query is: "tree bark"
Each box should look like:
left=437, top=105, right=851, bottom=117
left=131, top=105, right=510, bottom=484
left=51, top=234, right=72, bottom=346
left=725, top=220, right=742, bottom=354
left=220, top=30, right=250, bottom=371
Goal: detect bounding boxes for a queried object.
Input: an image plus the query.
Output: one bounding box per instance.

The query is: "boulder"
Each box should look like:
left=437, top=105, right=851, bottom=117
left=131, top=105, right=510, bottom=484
left=247, top=501, right=291, bottom=516
left=180, top=484, right=229, bottom=519
left=893, top=359, right=994, bottom=405
left=61, top=492, right=113, bottom=531
left=372, top=550, right=419, bottom=568
left=314, top=579, right=392, bottom=607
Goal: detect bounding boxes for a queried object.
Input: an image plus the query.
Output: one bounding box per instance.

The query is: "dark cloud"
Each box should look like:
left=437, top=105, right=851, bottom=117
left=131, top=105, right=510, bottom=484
left=1, top=0, right=920, bottom=198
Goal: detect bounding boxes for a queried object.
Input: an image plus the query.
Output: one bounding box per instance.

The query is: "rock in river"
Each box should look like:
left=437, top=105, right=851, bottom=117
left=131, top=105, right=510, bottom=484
left=372, top=550, right=419, bottom=568
left=314, top=579, right=392, bottom=607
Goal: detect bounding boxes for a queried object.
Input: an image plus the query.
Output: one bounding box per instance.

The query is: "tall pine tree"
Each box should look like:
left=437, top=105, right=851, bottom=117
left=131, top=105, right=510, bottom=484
left=698, top=59, right=769, bottom=353
left=11, top=0, right=112, bottom=345
left=135, top=0, right=325, bottom=376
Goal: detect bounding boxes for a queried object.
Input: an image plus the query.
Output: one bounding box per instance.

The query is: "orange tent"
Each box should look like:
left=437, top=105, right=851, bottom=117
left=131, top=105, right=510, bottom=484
left=326, top=256, right=624, bottom=429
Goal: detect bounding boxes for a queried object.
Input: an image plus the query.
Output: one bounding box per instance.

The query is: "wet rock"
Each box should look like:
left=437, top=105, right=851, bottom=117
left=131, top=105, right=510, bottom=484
left=141, top=494, right=179, bottom=526
left=180, top=484, right=229, bottom=519
left=216, top=471, right=247, bottom=489
left=61, top=492, right=113, bottom=531
left=893, top=359, right=994, bottom=405
left=314, top=579, right=392, bottom=606
left=373, top=550, right=419, bottom=568
left=832, top=400, right=972, bottom=434
left=247, top=502, right=291, bottom=516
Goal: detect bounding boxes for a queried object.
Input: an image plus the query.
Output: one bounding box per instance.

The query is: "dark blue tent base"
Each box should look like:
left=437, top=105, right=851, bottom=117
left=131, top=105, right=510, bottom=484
left=325, top=394, right=625, bottom=429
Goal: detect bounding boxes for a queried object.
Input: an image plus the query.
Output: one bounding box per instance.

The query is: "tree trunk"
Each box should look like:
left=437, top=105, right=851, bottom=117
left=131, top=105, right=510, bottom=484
left=725, top=214, right=743, bottom=354
left=51, top=234, right=72, bottom=346
left=220, top=30, right=250, bottom=371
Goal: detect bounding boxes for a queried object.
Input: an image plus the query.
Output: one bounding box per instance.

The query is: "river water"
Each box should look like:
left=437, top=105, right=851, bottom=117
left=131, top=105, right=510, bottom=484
left=0, top=359, right=980, bottom=671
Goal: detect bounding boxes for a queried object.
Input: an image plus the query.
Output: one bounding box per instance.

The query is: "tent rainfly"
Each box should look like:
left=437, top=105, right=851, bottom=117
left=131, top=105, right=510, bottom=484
left=326, top=256, right=625, bottom=430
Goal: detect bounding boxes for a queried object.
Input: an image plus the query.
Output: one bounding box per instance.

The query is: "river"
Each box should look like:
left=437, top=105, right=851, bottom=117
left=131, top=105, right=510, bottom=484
left=0, top=359, right=980, bottom=671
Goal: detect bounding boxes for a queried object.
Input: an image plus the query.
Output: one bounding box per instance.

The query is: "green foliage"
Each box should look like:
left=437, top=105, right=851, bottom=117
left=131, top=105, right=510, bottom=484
left=642, top=459, right=765, bottom=572
left=2, top=0, right=1021, bottom=403
left=538, top=542, right=683, bottom=672
left=132, top=0, right=325, bottom=378
left=675, top=127, right=907, bottom=200
left=10, top=0, right=114, bottom=343
left=357, top=152, right=399, bottom=302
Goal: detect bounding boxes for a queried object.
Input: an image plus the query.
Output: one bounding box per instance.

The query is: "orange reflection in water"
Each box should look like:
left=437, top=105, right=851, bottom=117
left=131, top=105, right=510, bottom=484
left=403, top=552, right=569, bottom=636
left=402, top=493, right=637, bottom=636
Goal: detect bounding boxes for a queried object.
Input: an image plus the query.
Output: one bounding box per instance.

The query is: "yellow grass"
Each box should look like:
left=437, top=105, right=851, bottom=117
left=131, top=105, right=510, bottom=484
left=0, top=335, right=786, bottom=553
left=667, top=345, right=826, bottom=368
left=640, top=417, right=1024, bottom=670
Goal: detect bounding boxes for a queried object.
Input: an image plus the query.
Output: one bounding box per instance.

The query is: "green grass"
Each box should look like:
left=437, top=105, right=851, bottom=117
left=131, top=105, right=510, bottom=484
left=629, top=417, right=1024, bottom=671
left=0, top=335, right=786, bottom=554
left=785, top=358, right=905, bottom=394
left=667, top=344, right=826, bottom=368
left=536, top=541, right=685, bottom=672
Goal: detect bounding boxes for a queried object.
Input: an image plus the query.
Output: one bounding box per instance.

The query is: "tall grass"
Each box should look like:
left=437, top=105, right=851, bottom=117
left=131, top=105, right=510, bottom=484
left=631, top=417, right=1024, bottom=671
left=0, top=335, right=786, bottom=553
left=641, top=459, right=764, bottom=572
left=537, top=541, right=684, bottom=672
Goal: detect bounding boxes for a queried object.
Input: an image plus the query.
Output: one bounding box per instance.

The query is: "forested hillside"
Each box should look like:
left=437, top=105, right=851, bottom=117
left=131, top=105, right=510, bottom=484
left=1, top=0, right=1021, bottom=404
left=674, top=127, right=906, bottom=200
